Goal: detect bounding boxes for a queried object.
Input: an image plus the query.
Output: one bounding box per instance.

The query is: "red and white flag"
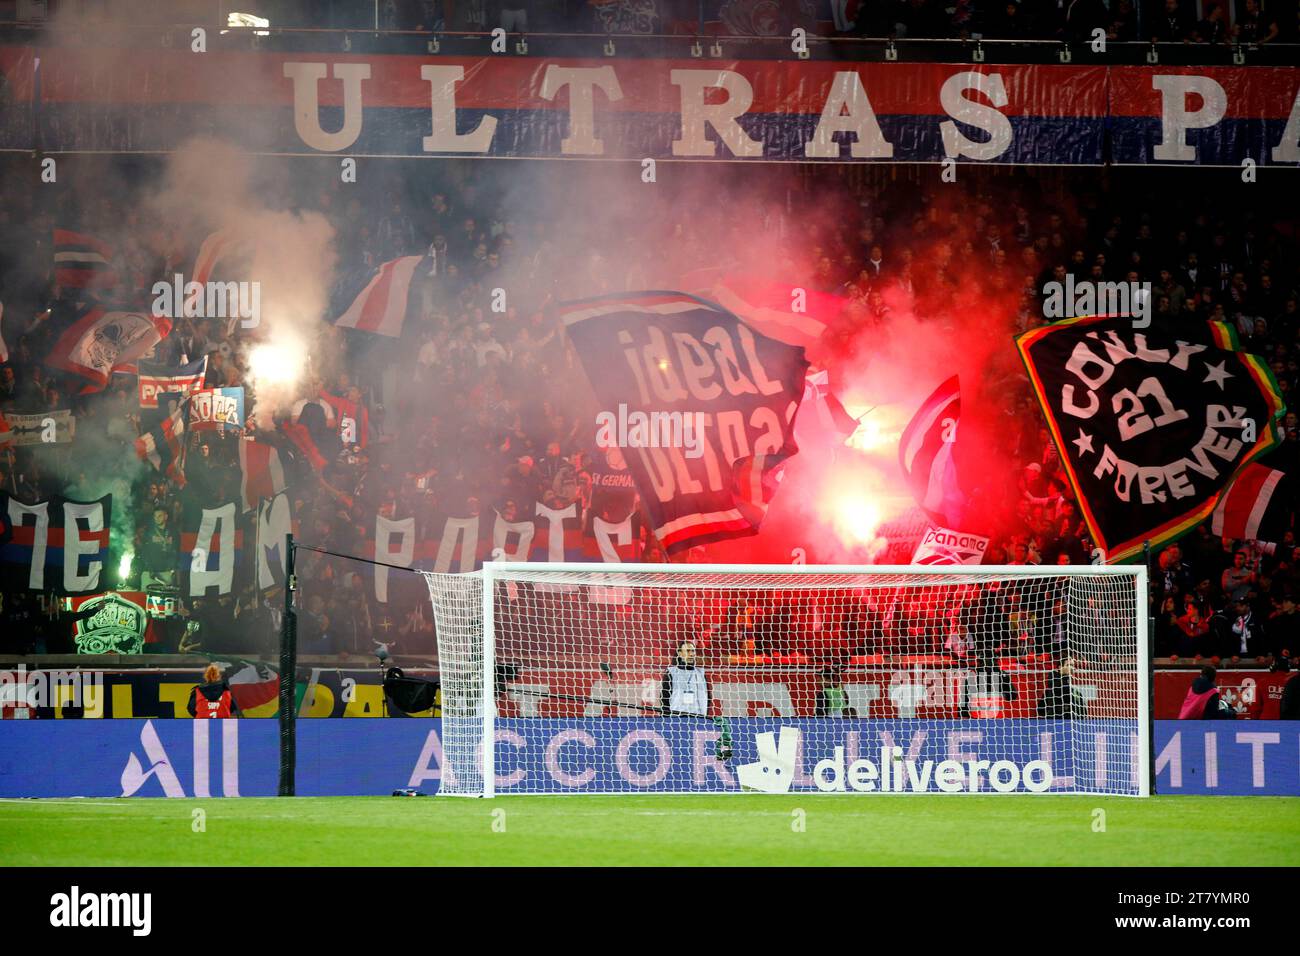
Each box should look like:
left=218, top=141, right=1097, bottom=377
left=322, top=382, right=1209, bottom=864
left=53, top=229, right=118, bottom=290
left=134, top=396, right=189, bottom=484
left=334, top=255, right=424, bottom=338
left=239, top=439, right=287, bottom=512
left=797, top=367, right=859, bottom=445
left=1211, top=463, right=1291, bottom=542
left=899, top=375, right=966, bottom=526
left=696, top=275, right=842, bottom=354
left=45, top=305, right=172, bottom=393
left=192, top=228, right=247, bottom=286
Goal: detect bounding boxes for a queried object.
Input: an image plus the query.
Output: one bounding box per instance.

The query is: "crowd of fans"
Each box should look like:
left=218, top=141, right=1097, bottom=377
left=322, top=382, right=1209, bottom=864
left=0, top=146, right=1297, bottom=672
left=25, top=0, right=1300, bottom=44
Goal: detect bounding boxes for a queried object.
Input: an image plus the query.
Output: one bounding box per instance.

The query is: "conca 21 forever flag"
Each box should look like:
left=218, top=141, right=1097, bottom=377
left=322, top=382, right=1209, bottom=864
left=1016, top=315, right=1284, bottom=563
left=561, top=292, right=809, bottom=555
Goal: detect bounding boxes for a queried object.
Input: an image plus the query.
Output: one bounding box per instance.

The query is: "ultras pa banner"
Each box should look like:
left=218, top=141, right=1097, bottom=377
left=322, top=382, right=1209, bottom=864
left=7, top=46, right=1297, bottom=167
left=1015, top=316, right=1285, bottom=563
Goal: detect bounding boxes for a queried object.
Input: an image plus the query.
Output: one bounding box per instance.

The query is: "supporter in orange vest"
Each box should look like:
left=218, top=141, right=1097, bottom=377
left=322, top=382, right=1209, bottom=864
left=187, top=664, right=242, bottom=719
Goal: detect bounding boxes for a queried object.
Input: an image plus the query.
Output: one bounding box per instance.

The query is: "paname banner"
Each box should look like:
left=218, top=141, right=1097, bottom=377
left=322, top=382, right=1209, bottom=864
left=912, top=526, right=990, bottom=566
left=7, top=45, right=1297, bottom=166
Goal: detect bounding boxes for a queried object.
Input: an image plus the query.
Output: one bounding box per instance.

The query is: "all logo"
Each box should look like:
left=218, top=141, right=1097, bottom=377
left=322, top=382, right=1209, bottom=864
left=119, top=719, right=241, bottom=797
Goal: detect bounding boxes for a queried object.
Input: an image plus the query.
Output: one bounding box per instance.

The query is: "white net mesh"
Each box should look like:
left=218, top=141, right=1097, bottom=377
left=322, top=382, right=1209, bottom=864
left=424, top=564, right=1148, bottom=797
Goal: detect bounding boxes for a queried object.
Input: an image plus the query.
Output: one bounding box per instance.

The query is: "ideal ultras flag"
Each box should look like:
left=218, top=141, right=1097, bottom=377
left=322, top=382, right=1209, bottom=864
left=1016, top=315, right=1285, bottom=563
left=560, top=292, right=809, bottom=555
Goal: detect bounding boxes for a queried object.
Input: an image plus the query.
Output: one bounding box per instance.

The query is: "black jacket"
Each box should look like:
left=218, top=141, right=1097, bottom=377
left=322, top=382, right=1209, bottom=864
left=1280, top=673, right=1300, bottom=720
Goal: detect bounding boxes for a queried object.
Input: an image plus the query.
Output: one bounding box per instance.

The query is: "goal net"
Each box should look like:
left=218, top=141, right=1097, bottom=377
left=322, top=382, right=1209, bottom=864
left=423, top=563, right=1149, bottom=797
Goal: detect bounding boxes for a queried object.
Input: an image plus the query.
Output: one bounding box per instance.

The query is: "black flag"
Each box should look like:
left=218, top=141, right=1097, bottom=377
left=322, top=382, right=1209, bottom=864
left=1015, top=315, right=1285, bottom=562
left=560, top=291, right=809, bottom=555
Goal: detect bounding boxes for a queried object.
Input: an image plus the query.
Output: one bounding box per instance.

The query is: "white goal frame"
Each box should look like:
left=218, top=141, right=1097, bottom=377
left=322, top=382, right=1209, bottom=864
left=449, top=562, right=1151, bottom=798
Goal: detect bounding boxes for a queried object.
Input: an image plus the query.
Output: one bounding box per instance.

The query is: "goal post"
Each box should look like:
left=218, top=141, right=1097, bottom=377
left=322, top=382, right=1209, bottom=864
left=423, top=563, right=1150, bottom=797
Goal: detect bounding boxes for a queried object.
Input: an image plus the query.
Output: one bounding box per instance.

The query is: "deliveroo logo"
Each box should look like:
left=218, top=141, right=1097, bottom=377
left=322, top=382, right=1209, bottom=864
left=737, top=727, right=800, bottom=793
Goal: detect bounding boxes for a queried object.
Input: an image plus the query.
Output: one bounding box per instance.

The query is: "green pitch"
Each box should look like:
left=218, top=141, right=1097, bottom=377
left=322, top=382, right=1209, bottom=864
left=3, top=795, right=1298, bottom=866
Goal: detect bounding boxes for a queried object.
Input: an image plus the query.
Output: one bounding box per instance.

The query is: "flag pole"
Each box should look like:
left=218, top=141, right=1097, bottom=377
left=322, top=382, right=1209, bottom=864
left=277, top=533, right=298, bottom=797
left=1143, top=538, right=1156, bottom=795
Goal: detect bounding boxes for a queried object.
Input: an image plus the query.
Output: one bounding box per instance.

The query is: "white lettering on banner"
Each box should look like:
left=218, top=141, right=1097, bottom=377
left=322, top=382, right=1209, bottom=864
left=433, top=515, right=479, bottom=573
left=492, top=512, right=535, bottom=562
left=507, top=683, right=553, bottom=717
left=256, top=493, right=291, bottom=590
left=693, top=730, right=737, bottom=787
left=615, top=729, right=672, bottom=786
left=743, top=727, right=1055, bottom=793
left=671, top=69, right=763, bottom=157
left=119, top=719, right=239, bottom=797
left=1159, top=728, right=1190, bottom=790
left=190, top=390, right=242, bottom=428
left=189, top=502, right=237, bottom=596
left=3, top=498, right=108, bottom=593
left=268, top=60, right=1300, bottom=164
left=587, top=517, right=634, bottom=605
left=421, top=65, right=497, bottom=152
left=283, top=62, right=371, bottom=151
left=806, top=70, right=894, bottom=159
left=539, top=65, right=624, bottom=155
left=534, top=502, right=577, bottom=562
left=7, top=498, right=50, bottom=589
left=374, top=514, right=415, bottom=603
left=191, top=719, right=243, bottom=798
left=1273, top=87, right=1300, bottom=163
left=938, top=71, right=1013, bottom=161
left=545, top=728, right=598, bottom=787
left=494, top=730, right=528, bottom=788
left=1091, top=405, right=1244, bottom=505
left=63, top=501, right=106, bottom=593
left=1152, top=74, right=1228, bottom=163
left=1235, top=732, right=1281, bottom=788
left=408, top=729, right=454, bottom=787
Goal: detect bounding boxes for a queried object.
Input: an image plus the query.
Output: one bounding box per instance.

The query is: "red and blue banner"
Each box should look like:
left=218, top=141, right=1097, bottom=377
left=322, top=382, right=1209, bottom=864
left=4, top=46, right=1296, bottom=166
left=0, top=493, right=112, bottom=595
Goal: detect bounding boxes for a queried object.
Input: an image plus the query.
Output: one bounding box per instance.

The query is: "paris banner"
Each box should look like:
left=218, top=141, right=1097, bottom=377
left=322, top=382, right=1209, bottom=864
left=1015, top=315, right=1285, bottom=563
left=560, top=291, right=808, bottom=554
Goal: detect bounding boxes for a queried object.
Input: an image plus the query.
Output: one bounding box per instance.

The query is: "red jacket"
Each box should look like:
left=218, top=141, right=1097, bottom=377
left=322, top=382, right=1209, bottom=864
left=188, top=681, right=240, bottom=719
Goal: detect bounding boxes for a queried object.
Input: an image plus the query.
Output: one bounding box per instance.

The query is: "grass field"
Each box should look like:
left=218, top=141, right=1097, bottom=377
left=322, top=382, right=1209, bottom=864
left=2, top=795, right=1298, bottom=866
